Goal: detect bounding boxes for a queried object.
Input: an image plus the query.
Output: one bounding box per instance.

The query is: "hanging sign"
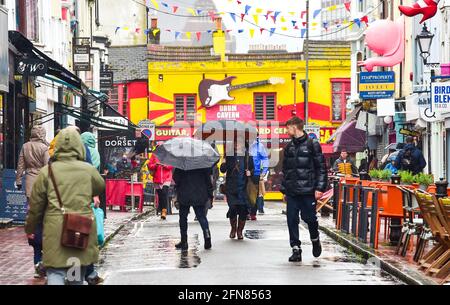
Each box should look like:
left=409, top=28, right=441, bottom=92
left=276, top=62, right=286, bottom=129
left=399, top=128, right=421, bottom=137
left=304, top=125, right=321, bottom=141
left=359, top=71, right=395, bottom=99
left=138, top=119, right=156, bottom=140
left=15, top=57, right=48, bottom=76
left=100, top=71, right=113, bottom=92
left=73, top=42, right=91, bottom=71
left=431, top=82, right=450, bottom=113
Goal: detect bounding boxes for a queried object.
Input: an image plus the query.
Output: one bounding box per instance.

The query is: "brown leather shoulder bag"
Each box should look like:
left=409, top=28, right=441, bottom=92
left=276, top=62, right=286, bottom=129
left=48, top=162, right=92, bottom=250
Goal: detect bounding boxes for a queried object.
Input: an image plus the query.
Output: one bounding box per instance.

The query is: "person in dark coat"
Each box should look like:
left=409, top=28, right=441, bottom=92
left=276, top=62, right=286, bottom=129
left=173, top=167, right=214, bottom=250
left=394, top=136, right=426, bottom=175
left=281, top=116, right=328, bottom=262
left=220, top=140, right=254, bottom=240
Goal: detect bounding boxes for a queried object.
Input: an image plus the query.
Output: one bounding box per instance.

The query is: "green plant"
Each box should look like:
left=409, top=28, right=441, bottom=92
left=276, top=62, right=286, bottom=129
left=369, top=169, right=381, bottom=180
left=414, top=173, right=434, bottom=187
left=380, top=169, right=392, bottom=181
left=399, top=170, right=415, bottom=184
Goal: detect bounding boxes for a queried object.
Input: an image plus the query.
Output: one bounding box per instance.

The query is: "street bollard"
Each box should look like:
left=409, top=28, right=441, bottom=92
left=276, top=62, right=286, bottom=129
left=333, top=178, right=340, bottom=221
left=369, top=189, right=379, bottom=249
left=358, top=188, right=369, bottom=243
left=351, top=183, right=361, bottom=237
left=341, top=184, right=352, bottom=234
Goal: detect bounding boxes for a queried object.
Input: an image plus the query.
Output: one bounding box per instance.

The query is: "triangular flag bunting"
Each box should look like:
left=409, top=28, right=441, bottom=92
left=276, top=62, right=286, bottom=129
left=360, top=15, right=368, bottom=24
left=301, top=29, right=306, bottom=38
left=161, top=2, right=168, bottom=8
left=187, top=8, right=196, bottom=16
left=344, top=1, right=351, bottom=12
left=152, top=29, right=160, bottom=36
left=281, top=16, right=286, bottom=22
left=260, top=28, right=265, bottom=35
left=291, top=20, right=297, bottom=27
left=135, top=28, right=140, bottom=33
left=150, top=0, right=159, bottom=9
left=253, top=15, right=259, bottom=24
left=241, top=13, right=245, bottom=22
left=229, top=12, right=236, bottom=22
left=196, top=9, right=203, bottom=15
left=249, top=28, right=255, bottom=38
left=265, top=10, right=273, bottom=20
left=256, top=8, right=263, bottom=14
left=238, top=29, right=244, bottom=33
left=115, top=27, right=120, bottom=34
left=175, top=31, right=181, bottom=39
left=172, top=6, right=178, bottom=13
left=313, top=9, right=322, bottom=19
left=185, top=32, right=191, bottom=39
left=353, top=18, right=361, bottom=27
left=270, top=28, right=276, bottom=36
left=196, top=32, right=201, bottom=41
left=245, top=5, right=251, bottom=15
left=301, top=11, right=307, bottom=19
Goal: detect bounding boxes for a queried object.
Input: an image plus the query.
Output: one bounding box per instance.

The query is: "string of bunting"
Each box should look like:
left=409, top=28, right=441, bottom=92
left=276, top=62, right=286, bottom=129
left=146, top=0, right=354, bottom=21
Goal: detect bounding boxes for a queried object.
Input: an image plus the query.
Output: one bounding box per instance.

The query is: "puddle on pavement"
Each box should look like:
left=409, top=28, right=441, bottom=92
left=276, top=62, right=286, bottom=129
left=243, top=229, right=285, bottom=240
left=99, top=222, right=202, bottom=271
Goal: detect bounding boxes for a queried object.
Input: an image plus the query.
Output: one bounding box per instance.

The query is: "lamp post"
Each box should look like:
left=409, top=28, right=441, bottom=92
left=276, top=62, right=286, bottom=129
left=416, top=24, right=435, bottom=175
left=416, top=23, right=434, bottom=65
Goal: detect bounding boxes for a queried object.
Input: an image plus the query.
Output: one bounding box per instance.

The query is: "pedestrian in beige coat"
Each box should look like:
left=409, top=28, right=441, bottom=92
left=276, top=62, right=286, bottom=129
left=16, top=125, right=49, bottom=278
left=16, top=125, right=49, bottom=199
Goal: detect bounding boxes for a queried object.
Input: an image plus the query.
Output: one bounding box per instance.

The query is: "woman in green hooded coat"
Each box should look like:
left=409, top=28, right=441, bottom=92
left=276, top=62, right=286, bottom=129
left=81, top=132, right=100, bottom=171
left=25, top=127, right=105, bottom=285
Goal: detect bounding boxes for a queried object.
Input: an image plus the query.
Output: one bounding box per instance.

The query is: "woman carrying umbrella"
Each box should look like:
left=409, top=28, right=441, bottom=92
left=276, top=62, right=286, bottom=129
left=154, top=137, right=220, bottom=250
left=220, top=140, right=254, bottom=240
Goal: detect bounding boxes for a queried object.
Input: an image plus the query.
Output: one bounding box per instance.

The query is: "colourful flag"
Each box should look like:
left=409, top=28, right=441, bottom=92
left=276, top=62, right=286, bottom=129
left=196, top=32, right=201, bottom=41
left=313, top=9, right=322, bottom=19
left=238, top=29, right=244, bottom=33
left=360, top=15, right=369, bottom=24
left=253, top=15, right=259, bottom=24
left=115, top=27, right=120, bottom=34
left=301, top=29, right=306, bottom=38
left=187, top=8, right=196, bottom=16
left=281, top=16, right=286, bottom=22
left=245, top=5, right=252, bottom=15
left=152, top=29, right=160, bottom=36
left=265, top=10, right=273, bottom=20
left=172, top=6, right=178, bottom=13
left=270, top=28, right=276, bottom=36
left=301, top=10, right=307, bottom=19
left=175, top=31, right=181, bottom=39
left=229, top=12, right=236, bottom=22
left=256, top=8, right=263, bottom=14
left=344, top=1, right=351, bottom=12
left=249, top=29, right=255, bottom=38
left=150, top=0, right=159, bottom=9
left=353, top=18, right=361, bottom=27
left=185, top=32, right=191, bottom=39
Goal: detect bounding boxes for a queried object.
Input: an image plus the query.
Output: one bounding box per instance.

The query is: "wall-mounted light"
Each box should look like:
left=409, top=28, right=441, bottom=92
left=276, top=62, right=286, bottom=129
left=158, top=74, right=163, bottom=82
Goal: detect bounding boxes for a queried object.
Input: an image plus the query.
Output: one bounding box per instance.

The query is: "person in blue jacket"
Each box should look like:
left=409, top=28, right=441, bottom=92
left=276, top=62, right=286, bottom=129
left=248, top=137, right=269, bottom=218
left=394, top=136, right=426, bottom=175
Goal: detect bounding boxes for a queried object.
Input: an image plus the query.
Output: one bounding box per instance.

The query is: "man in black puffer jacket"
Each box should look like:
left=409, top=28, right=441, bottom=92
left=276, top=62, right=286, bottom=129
left=281, top=116, right=328, bottom=262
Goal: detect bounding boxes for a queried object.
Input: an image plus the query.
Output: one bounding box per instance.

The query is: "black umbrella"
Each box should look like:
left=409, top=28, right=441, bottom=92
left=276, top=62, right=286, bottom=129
left=154, top=137, right=220, bottom=170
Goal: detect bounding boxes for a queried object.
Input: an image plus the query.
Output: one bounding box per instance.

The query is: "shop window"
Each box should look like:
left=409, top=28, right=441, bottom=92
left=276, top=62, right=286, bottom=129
left=108, top=86, right=119, bottom=112
left=254, top=93, right=276, bottom=120
left=331, top=79, right=350, bottom=122
left=175, top=94, right=196, bottom=122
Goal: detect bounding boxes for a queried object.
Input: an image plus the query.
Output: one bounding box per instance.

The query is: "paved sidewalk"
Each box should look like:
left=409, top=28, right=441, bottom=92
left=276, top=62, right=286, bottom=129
left=319, top=215, right=441, bottom=285
left=0, top=207, right=153, bottom=285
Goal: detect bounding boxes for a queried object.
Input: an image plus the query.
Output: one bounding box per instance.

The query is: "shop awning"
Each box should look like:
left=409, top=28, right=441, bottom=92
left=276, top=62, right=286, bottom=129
left=9, top=31, right=82, bottom=90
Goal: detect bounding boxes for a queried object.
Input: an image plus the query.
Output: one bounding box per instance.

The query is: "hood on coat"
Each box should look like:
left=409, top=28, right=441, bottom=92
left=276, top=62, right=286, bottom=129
left=53, top=128, right=86, bottom=161
left=80, top=132, right=96, bottom=149
left=30, top=125, right=47, bottom=144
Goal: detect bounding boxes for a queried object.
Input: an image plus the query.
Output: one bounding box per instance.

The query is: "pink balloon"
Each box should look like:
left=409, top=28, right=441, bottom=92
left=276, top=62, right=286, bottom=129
left=358, top=17, right=405, bottom=72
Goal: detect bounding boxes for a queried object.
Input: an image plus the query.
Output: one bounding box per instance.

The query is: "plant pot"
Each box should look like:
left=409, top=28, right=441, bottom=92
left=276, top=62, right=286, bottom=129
left=419, top=184, right=428, bottom=191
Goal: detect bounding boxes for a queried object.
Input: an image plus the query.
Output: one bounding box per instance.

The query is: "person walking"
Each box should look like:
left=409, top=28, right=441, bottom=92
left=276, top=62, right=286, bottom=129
left=80, top=131, right=104, bottom=285
left=332, top=149, right=358, bottom=175
left=16, top=125, right=49, bottom=278
left=281, top=116, right=327, bottom=262
left=220, top=141, right=254, bottom=240
left=173, top=167, right=214, bottom=250
left=25, top=127, right=105, bottom=285
left=249, top=136, right=269, bottom=216
left=394, top=136, right=427, bottom=175
left=148, top=152, right=173, bottom=220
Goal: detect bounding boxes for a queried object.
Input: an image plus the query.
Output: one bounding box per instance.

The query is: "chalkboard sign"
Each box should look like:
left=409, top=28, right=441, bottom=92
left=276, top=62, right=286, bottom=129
left=0, top=169, right=28, bottom=224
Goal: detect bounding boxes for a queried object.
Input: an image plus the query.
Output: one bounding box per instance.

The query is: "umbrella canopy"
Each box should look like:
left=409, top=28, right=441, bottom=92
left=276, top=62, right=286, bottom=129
left=154, top=137, right=220, bottom=170
left=194, top=120, right=258, bottom=142
left=333, top=120, right=366, bottom=153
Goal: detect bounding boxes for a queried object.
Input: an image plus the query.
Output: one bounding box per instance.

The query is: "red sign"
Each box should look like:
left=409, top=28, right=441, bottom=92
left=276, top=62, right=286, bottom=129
left=206, top=104, right=253, bottom=121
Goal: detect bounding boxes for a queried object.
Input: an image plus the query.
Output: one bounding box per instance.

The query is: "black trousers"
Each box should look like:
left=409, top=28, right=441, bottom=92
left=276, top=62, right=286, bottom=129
left=286, top=194, right=319, bottom=248
left=227, top=205, right=248, bottom=221
left=157, top=186, right=169, bottom=211
left=179, top=205, right=209, bottom=238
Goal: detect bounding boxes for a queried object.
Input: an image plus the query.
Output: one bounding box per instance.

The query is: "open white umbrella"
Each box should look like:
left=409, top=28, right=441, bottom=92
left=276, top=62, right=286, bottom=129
left=154, top=137, right=220, bottom=170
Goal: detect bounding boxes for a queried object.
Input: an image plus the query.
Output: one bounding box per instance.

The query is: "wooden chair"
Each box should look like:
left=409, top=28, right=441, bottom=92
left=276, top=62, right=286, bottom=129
left=414, top=191, right=450, bottom=277
left=431, top=198, right=450, bottom=279
left=316, top=188, right=333, bottom=213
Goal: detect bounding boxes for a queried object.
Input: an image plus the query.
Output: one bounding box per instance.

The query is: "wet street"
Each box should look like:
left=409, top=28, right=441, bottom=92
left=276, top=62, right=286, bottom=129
left=98, top=201, right=403, bottom=285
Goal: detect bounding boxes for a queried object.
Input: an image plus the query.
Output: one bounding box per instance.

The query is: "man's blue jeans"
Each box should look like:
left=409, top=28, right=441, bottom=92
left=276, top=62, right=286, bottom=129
left=286, top=194, right=319, bottom=248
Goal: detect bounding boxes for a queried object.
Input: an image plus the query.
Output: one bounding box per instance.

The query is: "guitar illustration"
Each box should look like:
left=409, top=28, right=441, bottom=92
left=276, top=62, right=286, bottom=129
left=198, top=77, right=285, bottom=107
